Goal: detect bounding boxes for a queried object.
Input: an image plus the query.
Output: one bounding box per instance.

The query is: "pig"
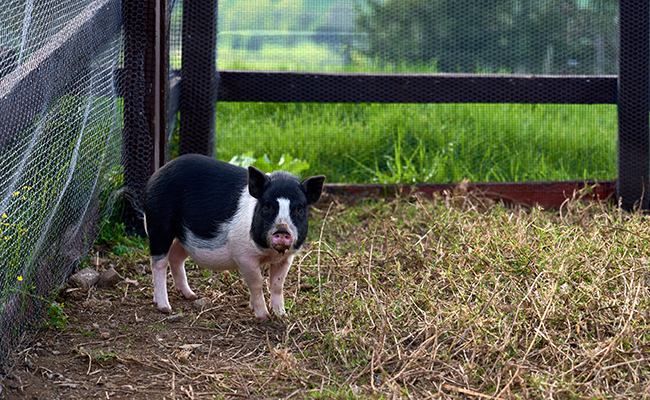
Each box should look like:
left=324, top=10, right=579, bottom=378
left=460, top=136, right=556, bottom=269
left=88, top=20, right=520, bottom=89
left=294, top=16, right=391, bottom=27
left=143, top=154, right=325, bottom=319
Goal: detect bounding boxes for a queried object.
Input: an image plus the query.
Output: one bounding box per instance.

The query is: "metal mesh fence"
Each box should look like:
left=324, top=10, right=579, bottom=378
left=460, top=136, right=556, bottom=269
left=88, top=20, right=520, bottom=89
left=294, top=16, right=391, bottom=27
left=0, top=0, right=644, bottom=372
left=0, top=0, right=122, bottom=365
left=189, top=0, right=621, bottom=188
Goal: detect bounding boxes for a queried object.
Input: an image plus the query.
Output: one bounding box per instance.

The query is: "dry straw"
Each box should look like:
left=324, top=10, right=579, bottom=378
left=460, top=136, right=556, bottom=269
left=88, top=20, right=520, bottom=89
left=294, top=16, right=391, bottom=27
left=22, top=184, right=650, bottom=399
left=271, top=185, right=650, bottom=398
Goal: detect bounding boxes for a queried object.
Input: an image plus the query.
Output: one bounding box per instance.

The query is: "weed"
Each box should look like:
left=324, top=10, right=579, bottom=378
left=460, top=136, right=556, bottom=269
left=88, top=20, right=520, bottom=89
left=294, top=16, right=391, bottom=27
left=94, top=349, right=117, bottom=363
left=45, top=301, right=68, bottom=331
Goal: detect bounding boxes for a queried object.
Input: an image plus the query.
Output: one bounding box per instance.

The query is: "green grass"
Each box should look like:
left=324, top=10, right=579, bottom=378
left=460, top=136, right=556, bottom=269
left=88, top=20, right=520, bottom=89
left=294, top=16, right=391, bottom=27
left=214, top=102, right=617, bottom=183
left=172, top=40, right=619, bottom=185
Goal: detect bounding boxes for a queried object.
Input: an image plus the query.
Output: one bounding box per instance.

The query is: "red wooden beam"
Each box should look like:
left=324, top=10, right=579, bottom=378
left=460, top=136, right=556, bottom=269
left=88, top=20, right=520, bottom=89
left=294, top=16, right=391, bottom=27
left=324, top=180, right=616, bottom=209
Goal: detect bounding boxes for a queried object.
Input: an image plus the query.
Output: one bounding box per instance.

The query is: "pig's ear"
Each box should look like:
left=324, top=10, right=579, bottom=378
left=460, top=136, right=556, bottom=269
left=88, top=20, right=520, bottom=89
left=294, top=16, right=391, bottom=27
left=302, top=175, right=326, bottom=205
left=248, top=166, right=269, bottom=199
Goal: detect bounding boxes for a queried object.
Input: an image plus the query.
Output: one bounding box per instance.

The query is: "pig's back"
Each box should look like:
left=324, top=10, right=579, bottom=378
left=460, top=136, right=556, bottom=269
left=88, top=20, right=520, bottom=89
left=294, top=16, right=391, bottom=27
left=144, top=154, right=250, bottom=241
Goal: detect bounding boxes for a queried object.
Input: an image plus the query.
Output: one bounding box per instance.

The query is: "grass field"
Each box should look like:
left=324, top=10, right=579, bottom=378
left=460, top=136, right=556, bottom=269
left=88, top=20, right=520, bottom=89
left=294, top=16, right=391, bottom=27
left=177, top=38, right=621, bottom=186
left=214, top=102, right=617, bottom=184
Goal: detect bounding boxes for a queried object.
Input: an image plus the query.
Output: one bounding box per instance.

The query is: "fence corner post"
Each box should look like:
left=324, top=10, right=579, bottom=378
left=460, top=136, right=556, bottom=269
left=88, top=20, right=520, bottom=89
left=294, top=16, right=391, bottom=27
left=617, top=0, right=650, bottom=211
left=121, top=0, right=168, bottom=234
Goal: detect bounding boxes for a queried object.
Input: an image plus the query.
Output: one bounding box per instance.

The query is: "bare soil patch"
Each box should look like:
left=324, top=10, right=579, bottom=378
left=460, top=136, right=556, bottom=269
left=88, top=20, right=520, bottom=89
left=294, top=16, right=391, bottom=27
left=2, top=254, right=297, bottom=399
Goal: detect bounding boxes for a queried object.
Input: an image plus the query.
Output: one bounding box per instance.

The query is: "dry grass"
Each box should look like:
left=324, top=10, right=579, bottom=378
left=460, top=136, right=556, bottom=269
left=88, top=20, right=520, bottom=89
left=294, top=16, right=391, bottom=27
left=275, top=188, right=650, bottom=398
left=8, top=187, right=650, bottom=399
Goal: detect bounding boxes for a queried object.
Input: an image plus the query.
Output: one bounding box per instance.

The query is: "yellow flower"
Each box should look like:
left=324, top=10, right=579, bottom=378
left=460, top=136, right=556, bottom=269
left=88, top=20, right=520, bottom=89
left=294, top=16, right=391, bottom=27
left=2, top=213, right=6, bottom=219
left=12, top=191, right=19, bottom=197
left=17, top=276, right=22, bottom=282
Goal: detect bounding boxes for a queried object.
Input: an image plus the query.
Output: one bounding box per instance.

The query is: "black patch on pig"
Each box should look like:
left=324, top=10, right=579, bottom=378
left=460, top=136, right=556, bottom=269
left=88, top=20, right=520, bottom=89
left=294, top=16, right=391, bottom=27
left=144, top=154, right=247, bottom=258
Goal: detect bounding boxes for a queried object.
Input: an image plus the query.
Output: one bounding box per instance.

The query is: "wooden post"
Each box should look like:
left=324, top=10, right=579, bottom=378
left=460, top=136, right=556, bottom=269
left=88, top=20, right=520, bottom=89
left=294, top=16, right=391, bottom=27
left=179, top=0, right=218, bottom=156
left=617, top=0, right=650, bottom=211
left=121, top=0, right=168, bottom=233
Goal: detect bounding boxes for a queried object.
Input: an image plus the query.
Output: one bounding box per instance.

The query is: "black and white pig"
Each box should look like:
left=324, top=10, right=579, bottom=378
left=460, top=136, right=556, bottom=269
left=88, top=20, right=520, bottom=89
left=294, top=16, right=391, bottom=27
left=143, top=154, right=325, bottom=319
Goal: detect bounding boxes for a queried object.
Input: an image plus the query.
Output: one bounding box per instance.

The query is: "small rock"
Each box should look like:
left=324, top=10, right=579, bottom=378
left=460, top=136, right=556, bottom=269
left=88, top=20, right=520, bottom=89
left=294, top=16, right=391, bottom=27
left=69, top=268, right=100, bottom=289
left=193, top=297, right=212, bottom=311
left=97, top=267, right=121, bottom=288
left=100, top=332, right=110, bottom=340
left=136, top=264, right=148, bottom=275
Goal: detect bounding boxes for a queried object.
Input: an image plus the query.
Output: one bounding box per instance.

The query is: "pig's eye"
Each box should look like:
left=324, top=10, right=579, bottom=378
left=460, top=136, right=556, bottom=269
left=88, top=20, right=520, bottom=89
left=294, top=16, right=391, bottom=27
left=261, top=202, right=273, bottom=213
left=292, top=205, right=305, bottom=216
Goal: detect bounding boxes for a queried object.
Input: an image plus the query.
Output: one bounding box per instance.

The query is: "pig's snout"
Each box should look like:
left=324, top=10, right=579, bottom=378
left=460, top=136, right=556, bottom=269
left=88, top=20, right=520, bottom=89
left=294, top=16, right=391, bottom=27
left=271, top=229, right=293, bottom=253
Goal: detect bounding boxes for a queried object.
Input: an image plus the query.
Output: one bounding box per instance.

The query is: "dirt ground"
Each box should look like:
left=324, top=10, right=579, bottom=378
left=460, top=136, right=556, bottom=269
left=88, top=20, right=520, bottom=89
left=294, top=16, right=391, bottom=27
left=4, top=191, right=647, bottom=399
left=0, top=250, right=303, bottom=400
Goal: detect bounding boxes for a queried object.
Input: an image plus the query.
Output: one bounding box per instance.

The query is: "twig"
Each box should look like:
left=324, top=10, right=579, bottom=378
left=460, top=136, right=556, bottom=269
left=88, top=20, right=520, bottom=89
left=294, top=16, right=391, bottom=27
left=85, top=352, right=92, bottom=375
left=190, top=305, right=221, bottom=326
left=442, top=383, right=506, bottom=400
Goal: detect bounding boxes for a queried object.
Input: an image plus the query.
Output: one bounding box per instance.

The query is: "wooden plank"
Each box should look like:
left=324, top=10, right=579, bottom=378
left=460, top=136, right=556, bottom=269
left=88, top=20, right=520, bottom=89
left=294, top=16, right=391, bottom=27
left=324, top=180, right=616, bottom=209
left=0, top=0, right=121, bottom=149
left=216, top=70, right=618, bottom=104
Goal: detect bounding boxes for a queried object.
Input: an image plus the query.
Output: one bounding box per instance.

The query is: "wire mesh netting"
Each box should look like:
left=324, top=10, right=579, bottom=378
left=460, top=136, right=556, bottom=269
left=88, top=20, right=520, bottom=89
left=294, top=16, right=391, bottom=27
left=0, top=0, right=637, bottom=372
left=168, top=0, right=620, bottom=185
left=0, top=0, right=122, bottom=365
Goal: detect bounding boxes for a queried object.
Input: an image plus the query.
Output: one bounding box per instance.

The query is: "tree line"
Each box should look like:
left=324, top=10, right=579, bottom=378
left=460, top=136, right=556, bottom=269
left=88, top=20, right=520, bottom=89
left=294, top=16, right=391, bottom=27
left=216, top=0, right=618, bottom=75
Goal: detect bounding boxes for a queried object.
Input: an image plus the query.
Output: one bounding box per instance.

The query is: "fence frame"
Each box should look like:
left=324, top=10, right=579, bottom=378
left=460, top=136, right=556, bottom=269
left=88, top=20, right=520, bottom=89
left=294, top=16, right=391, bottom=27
left=617, top=0, right=650, bottom=211
left=121, top=0, right=168, bottom=233
left=0, top=0, right=121, bottom=149
left=123, top=0, right=647, bottom=230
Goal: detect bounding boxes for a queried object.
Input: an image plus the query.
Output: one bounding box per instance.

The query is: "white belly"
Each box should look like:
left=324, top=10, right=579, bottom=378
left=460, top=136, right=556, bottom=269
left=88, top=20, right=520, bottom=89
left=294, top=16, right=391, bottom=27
left=189, top=243, right=239, bottom=271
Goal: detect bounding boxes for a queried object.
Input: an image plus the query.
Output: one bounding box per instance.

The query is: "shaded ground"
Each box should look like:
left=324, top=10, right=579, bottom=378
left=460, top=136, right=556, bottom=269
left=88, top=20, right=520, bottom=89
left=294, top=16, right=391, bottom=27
left=2, top=253, right=298, bottom=399
left=2, top=191, right=650, bottom=399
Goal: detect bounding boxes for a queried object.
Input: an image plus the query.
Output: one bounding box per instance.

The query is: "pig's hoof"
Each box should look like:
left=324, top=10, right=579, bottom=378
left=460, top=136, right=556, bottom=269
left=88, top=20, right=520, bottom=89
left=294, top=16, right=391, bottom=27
left=181, top=291, right=197, bottom=300
left=271, top=306, right=286, bottom=316
left=253, top=310, right=272, bottom=320
left=156, top=303, right=172, bottom=313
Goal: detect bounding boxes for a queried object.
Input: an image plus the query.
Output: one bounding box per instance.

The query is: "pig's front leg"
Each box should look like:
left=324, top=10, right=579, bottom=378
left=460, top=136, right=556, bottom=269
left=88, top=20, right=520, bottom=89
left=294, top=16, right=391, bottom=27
left=237, top=255, right=271, bottom=319
left=269, top=256, right=293, bottom=316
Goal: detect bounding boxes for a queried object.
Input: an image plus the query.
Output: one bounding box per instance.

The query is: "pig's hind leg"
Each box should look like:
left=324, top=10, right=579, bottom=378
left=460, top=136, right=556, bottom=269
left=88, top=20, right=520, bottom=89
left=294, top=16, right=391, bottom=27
left=151, top=254, right=173, bottom=313
left=168, top=238, right=198, bottom=300
left=147, top=216, right=177, bottom=312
